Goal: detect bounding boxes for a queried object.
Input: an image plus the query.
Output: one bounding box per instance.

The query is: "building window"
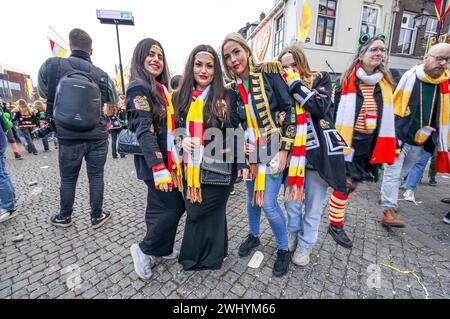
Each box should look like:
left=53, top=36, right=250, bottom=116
left=424, top=18, right=438, bottom=45
left=316, top=0, right=337, bottom=46
left=397, top=12, right=417, bottom=55
left=361, top=5, right=379, bottom=37
left=273, top=14, right=285, bottom=57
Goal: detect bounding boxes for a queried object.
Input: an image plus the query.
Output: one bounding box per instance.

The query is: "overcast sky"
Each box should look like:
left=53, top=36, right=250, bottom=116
left=2, top=0, right=274, bottom=85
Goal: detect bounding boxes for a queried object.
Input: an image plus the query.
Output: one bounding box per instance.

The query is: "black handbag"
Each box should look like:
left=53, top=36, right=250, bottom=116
left=118, top=129, right=143, bottom=155
left=200, top=159, right=232, bottom=186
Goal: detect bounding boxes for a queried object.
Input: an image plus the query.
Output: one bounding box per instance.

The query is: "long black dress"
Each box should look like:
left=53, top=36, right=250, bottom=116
left=177, top=89, right=241, bottom=271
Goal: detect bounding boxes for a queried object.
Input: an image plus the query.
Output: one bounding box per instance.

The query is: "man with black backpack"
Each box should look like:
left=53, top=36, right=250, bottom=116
left=37, top=28, right=118, bottom=229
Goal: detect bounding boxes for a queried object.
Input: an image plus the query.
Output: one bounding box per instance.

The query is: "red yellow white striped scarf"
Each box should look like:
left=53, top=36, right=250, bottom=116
left=335, top=64, right=397, bottom=165
left=237, top=78, right=267, bottom=207
left=185, top=87, right=210, bottom=203
left=155, top=82, right=183, bottom=190
left=393, top=64, right=450, bottom=173
left=282, top=68, right=308, bottom=202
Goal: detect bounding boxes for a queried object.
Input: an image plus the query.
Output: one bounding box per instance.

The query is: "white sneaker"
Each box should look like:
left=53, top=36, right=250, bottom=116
left=288, top=233, right=298, bottom=252
left=161, top=249, right=179, bottom=260
left=403, top=189, right=416, bottom=202
left=130, top=244, right=154, bottom=280
left=0, top=209, right=17, bottom=223
left=292, top=246, right=312, bottom=267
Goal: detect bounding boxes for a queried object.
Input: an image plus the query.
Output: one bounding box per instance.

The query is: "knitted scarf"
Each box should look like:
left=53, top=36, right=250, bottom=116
left=393, top=64, right=450, bottom=173
left=236, top=77, right=268, bottom=207
left=335, top=64, right=397, bottom=165
left=155, top=82, right=183, bottom=190
left=282, top=68, right=308, bottom=202
left=185, top=86, right=210, bottom=203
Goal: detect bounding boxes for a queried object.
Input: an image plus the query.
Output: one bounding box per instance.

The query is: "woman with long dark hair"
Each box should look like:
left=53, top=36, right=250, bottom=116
left=173, top=44, right=239, bottom=271
left=127, top=38, right=185, bottom=280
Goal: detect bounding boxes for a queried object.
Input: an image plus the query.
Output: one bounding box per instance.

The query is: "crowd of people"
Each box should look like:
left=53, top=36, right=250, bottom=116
left=1, top=27, right=449, bottom=283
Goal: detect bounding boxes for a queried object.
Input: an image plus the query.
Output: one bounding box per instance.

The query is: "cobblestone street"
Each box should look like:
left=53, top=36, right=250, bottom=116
left=0, top=141, right=449, bottom=299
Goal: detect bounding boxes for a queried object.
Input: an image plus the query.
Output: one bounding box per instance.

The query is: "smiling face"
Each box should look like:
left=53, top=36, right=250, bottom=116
left=360, top=39, right=385, bottom=73
left=144, top=44, right=164, bottom=77
left=193, top=52, right=215, bottom=91
left=222, top=40, right=250, bottom=78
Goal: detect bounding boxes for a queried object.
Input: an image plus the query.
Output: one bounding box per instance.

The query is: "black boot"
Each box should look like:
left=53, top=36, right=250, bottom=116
left=328, top=225, right=353, bottom=249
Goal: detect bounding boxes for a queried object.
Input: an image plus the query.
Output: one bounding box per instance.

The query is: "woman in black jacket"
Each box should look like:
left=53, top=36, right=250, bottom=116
left=173, top=44, right=239, bottom=271
left=221, top=33, right=295, bottom=277
left=278, top=45, right=347, bottom=266
left=127, top=38, right=185, bottom=281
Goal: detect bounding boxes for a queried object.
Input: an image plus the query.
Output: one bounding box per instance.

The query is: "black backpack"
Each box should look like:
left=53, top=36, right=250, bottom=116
left=53, top=71, right=101, bottom=131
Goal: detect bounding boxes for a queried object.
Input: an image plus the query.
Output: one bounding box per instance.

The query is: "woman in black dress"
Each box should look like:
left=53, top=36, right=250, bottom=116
left=173, top=44, right=241, bottom=271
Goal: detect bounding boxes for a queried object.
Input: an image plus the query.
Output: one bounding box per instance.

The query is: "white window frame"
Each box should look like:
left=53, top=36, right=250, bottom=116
left=360, top=4, right=380, bottom=37
left=397, top=12, right=418, bottom=55
left=273, top=13, right=285, bottom=58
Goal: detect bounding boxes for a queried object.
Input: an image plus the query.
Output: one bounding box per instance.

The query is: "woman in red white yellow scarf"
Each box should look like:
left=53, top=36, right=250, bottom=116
left=330, top=34, right=397, bottom=248
left=127, top=38, right=185, bottom=281
left=278, top=45, right=347, bottom=267
left=172, top=44, right=240, bottom=271
left=221, top=33, right=296, bottom=277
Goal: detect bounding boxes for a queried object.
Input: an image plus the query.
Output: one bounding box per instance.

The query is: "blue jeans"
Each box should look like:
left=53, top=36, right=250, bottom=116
left=246, top=172, right=288, bottom=251
left=405, top=151, right=432, bottom=191
left=284, top=169, right=328, bottom=249
left=0, top=150, right=16, bottom=211
left=381, top=143, right=425, bottom=210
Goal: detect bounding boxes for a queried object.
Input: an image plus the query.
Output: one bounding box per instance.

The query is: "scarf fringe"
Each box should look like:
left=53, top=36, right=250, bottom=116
left=284, top=186, right=304, bottom=203
left=171, top=171, right=184, bottom=192
left=188, top=186, right=202, bottom=204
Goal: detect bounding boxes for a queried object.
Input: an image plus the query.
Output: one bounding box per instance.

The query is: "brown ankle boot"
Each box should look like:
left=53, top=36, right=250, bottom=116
left=382, top=208, right=405, bottom=228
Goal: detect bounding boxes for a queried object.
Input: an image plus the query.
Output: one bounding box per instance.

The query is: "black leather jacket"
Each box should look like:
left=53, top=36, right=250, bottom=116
left=229, top=63, right=296, bottom=163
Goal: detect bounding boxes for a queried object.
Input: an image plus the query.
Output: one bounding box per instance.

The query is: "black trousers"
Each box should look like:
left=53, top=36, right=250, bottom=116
left=139, top=180, right=185, bottom=256
left=109, top=129, right=122, bottom=158
left=59, top=139, right=108, bottom=218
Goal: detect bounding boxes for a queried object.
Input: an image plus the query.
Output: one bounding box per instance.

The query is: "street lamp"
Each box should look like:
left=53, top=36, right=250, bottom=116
left=414, top=8, right=431, bottom=29
left=96, top=9, right=134, bottom=95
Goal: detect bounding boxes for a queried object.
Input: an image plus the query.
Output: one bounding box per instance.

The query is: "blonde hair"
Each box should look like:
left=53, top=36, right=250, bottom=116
left=104, top=103, right=119, bottom=116
left=221, top=33, right=258, bottom=80
left=341, top=36, right=394, bottom=87
left=33, top=100, right=46, bottom=113
left=278, top=45, right=319, bottom=89
left=15, top=99, right=33, bottom=116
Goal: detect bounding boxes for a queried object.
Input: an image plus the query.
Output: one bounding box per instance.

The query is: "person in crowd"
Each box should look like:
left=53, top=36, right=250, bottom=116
left=127, top=38, right=185, bottom=280
left=1, top=102, right=22, bottom=159
left=380, top=42, right=450, bottom=226
left=0, top=106, right=17, bottom=223
left=33, top=100, right=50, bottom=152
left=221, top=33, right=295, bottom=277
left=12, top=99, right=39, bottom=155
left=278, top=45, right=347, bottom=266
left=170, top=75, right=183, bottom=91
left=173, top=44, right=240, bottom=271
left=104, top=103, right=126, bottom=159
left=37, top=28, right=118, bottom=229
left=333, top=34, right=398, bottom=234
